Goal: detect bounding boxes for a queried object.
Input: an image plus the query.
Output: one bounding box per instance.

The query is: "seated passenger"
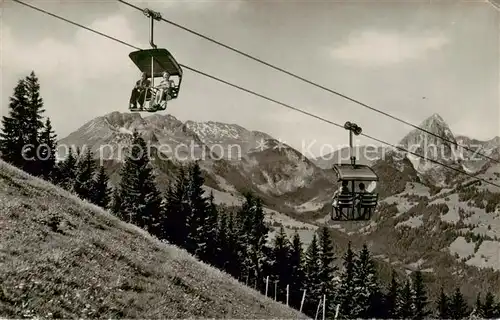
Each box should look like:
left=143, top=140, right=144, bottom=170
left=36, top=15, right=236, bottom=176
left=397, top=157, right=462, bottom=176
left=154, top=71, right=175, bottom=106
left=129, top=72, right=150, bottom=109
left=332, top=180, right=350, bottom=207
left=356, top=182, right=371, bottom=213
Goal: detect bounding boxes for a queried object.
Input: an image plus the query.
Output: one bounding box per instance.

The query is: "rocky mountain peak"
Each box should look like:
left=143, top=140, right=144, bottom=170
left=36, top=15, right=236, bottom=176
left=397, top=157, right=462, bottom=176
left=399, top=113, right=457, bottom=155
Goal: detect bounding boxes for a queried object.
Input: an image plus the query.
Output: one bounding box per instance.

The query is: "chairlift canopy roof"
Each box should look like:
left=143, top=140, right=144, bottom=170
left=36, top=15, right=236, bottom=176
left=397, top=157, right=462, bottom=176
left=129, top=48, right=183, bottom=78
left=332, top=163, right=379, bottom=181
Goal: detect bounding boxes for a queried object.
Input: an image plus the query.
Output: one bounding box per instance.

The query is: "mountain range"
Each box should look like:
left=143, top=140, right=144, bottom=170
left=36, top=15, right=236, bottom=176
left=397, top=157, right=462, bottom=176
left=58, top=111, right=500, bottom=302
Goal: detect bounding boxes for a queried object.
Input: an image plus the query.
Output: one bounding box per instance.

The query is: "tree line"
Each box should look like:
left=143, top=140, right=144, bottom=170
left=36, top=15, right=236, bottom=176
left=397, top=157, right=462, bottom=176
left=2, top=71, right=500, bottom=319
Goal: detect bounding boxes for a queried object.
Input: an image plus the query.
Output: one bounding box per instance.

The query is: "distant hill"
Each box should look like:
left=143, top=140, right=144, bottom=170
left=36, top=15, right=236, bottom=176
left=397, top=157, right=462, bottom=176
left=0, top=159, right=307, bottom=318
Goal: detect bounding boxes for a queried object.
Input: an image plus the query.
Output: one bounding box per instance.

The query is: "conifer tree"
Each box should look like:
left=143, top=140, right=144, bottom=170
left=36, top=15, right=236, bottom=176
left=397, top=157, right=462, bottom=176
left=186, top=161, right=207, bottom=256
left=436, top=287, right=450, bottom=319
left=23, top=71, right=45, bottom=176
left=215, top=210, right=230, bottom=269
left=317, top=226, right=337, bottom=317
left=398, top=280, right=414, bottom=319
left=289, top=231, right=305, bottom=310
left=39, top=118, right=57, bottom=180
left=57, top=147, right=78, bottom=190
left=352, top=244, right=379, bottom=319
left=481, top=292, right=498, bottom=318
left=91, top=165, right=111, bottom=208
left=198, top=191, right=218, bottom=264
left=412, top=270, right=430, bottom=319
left=449, top=287, right=469, bottom=319
left=142, top=182, right=164, bottom=237
left=74, top=148, right=96, bottom=201
left=252, top=195, right=270, bottom=289
left=337, top=242, right=357, bottom=319
left=385, top=270, right=400, bottom=319
left=117, top=130, right=162, bottom=232
left=0, top=79, right=28, bottom=168
left=110, top=187, right=122, bottom=217
left=164, top=165, right=190, bottom=245
left=225, top=211, right=244, bottom=279
left=236, top=192, right=269, bottom=287
left=474, top=293, right=483, bottom=318
left=271, top=226, right=291, bottom=302
left=304, top=234, right=322, bottom=316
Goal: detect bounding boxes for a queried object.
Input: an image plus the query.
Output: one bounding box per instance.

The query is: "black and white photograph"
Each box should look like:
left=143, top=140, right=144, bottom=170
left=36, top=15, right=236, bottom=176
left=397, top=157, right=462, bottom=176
left=1, top=0, right=500, bottom=318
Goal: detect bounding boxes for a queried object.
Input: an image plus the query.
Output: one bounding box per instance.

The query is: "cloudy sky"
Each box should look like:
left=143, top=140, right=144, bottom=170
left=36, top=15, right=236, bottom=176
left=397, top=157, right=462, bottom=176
left=2, top=0, right=499, bottom=157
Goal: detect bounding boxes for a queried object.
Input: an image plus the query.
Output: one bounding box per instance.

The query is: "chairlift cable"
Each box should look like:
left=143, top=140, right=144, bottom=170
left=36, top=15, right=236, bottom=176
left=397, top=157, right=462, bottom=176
left=117, top=0, right=500, bottom=165
left=10, top=0, right=500, bottom=190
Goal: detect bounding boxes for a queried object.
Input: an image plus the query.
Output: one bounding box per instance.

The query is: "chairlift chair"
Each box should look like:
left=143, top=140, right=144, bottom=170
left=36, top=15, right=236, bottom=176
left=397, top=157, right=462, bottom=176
left=331, top=163, right=379, bottom=221
left=330, top=121, right=380, bottom=221
left=128, top=8, right=183, bottom=113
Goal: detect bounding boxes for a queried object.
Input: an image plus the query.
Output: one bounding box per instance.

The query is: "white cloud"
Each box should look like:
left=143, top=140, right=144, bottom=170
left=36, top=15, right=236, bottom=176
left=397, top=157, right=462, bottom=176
left=2, top=13, right=146, bottom=136
left=3, top=14, right=142, bottom=87
left=330, top=30, right=449, bottom=67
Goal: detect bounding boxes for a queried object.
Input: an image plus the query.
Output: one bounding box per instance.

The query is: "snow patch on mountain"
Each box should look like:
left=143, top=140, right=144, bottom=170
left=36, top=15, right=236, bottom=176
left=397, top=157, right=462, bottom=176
left=185, top=120, right=273, bottom=157
left=294, top=197, right=325, bottom=213
left=203, top=185, right=242, bottom=206
left=463, top=241, right=500, bottom=271
left=266, top=209, right=318, bottom=248
left=396, top=215, right=424, bottom=228
left=430, top=194, right=486, bottom=224
left=449, top=237, right=475, bottom=259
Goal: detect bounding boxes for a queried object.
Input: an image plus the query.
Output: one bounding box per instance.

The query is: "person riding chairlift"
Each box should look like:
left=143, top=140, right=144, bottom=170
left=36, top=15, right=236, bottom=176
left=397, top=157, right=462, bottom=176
left=153, top=71, right=175, bottom=107
left=332, top=180, right=350, bottom=207
left=355, top=182, right=372, bottom=214
left=129, top=72, right=151, bottom=109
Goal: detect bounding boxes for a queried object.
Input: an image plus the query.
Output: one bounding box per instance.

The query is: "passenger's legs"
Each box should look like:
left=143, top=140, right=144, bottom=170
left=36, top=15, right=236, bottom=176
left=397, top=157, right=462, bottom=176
left=129, top=88, right=139, bottom=107
left=155, top=89, right=164, bottom=105
left=137, top=89, right=147, bottom=108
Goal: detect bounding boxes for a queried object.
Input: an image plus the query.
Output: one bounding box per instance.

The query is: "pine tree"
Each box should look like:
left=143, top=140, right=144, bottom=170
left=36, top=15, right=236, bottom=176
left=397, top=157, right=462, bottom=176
left=22, top=71, right=45, bottom=177
left=317, top=226, right=337, bottom=317
left=271, top=226, right=291, bottom=302
left=449, top=287, right=469, bottom=319
left=57, top=147, right=78, bottom=190
left=199, top=191, right=218, bottom=264
left=481, top=292, right=498, bottom=318
left=352, top=244, right=379, bottom=319
left=436, top=287, right=449, bottom=319
left=385, top=270, right=400, bottom=319
left=164, top=165, right=190, bottom=246
left=117, top=130, right=162, bottom=232
left=142, top=182, right=164, bottom=237
left=74, top=148, right=96, bottom=201
left=110, top=187, right=122, bottom=218
left=474, top=293, right=483, bottom=318
left=0, top=79, right=28, bottom=168
left=398, top=280, right=415, bottom=318
left=289, top=232, right=305, bottom=310
left=337, top=242, right=357, bottom=319
left=304, top=234, right=322, bottom=317
left=91, top=166, right=111, bottom=208
left=38, top=118, right=57, bottom=180
left=225, top=211, right=244, bottom=279
left=215, top=210, right=230, bottom=270
left=236, top=192, right=269, bottom=288
left=186, top=161, right=207, bottom=256
left=412, top=270, right=430, bottom=319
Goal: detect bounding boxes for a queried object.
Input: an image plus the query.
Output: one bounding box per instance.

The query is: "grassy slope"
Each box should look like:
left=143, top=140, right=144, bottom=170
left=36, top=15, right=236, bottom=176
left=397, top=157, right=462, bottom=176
left=0, top=160, right=307, bottom=319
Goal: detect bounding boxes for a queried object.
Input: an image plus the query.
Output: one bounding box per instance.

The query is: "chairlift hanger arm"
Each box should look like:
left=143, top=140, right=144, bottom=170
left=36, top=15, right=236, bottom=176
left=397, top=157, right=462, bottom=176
left=143, top=8, right=162, bottom=49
